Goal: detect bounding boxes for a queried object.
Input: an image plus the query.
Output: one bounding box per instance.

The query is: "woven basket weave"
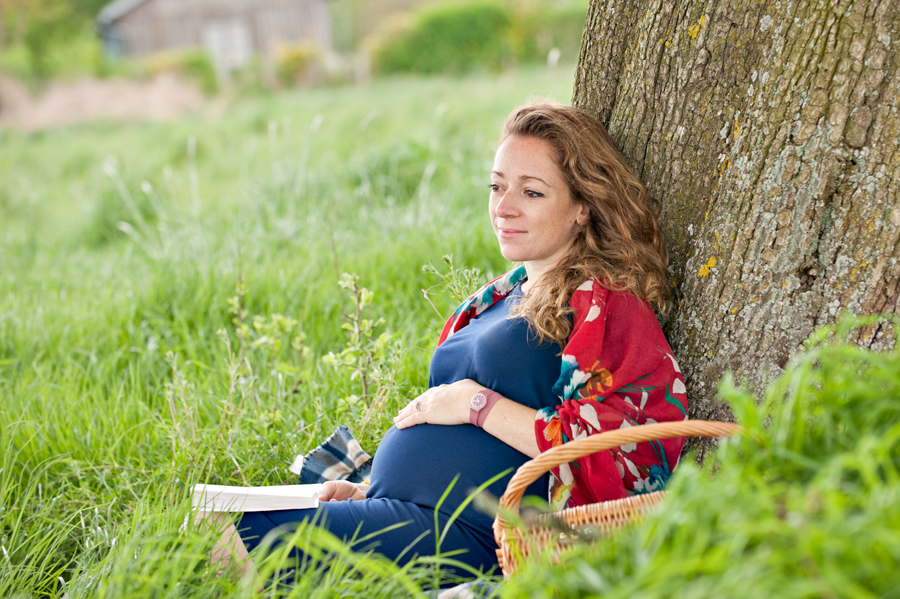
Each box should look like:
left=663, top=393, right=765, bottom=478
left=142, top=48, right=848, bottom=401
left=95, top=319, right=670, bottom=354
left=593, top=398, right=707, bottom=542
left=492, top=420, right=743, bottom=576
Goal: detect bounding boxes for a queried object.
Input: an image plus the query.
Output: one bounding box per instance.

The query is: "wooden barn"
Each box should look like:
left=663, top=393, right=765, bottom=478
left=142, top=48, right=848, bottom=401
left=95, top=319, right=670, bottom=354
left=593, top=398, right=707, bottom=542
left=98, top=0, right=332, bottom=71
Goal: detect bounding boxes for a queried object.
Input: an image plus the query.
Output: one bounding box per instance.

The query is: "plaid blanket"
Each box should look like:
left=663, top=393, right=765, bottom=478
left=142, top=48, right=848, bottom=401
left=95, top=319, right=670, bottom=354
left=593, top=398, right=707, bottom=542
left=289, top=425, right=373, bottom=484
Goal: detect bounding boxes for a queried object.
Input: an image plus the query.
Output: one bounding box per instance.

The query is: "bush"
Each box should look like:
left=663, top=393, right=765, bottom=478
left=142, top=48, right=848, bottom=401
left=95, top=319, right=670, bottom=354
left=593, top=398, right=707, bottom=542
left=23, top=1, right=79, bottom=78
left=501, top=315, right=900, bottom=598
left=370, top=1, right=514, bottom=75
left=145, top=49, right=218, bottom=96
left=368, top=0, right=589, bottom=76
left=0, top=43, right=32, bottom=82
left=509, top=0, right=589, bottom=64
left=0, top=28, right=134, bottom=86
left=275, top=41, right=321, bottom=87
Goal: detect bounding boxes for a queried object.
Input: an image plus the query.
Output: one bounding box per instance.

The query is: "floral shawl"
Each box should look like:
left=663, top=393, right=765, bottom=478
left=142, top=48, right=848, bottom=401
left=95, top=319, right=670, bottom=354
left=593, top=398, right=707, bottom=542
left=437, top=265, right=689, bottom=510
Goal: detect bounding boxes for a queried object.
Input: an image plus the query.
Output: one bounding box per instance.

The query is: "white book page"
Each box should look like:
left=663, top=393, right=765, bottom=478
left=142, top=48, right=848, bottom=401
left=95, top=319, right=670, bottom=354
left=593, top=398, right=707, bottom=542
left=191, top=484, right=323, bottom=512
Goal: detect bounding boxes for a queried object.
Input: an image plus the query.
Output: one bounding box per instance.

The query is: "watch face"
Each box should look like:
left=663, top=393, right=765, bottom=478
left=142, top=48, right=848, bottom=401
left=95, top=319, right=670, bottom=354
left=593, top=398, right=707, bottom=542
left=470, top=392, right=487, bottom=411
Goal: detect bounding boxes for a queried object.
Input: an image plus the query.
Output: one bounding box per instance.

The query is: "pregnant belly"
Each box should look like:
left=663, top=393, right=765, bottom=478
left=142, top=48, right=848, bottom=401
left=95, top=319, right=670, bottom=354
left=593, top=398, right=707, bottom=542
left=367, top=424, right=546, bottom=533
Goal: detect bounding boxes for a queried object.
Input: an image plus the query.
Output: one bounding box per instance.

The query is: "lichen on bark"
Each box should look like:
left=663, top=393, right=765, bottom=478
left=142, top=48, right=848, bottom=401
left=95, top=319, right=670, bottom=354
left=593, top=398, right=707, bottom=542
left=573, top=0, right=900, bottom=428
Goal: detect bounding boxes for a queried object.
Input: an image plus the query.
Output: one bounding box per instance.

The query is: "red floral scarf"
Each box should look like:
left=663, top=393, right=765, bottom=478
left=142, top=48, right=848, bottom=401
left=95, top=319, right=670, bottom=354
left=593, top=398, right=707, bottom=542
left=438, top=266, right=688, bottom=510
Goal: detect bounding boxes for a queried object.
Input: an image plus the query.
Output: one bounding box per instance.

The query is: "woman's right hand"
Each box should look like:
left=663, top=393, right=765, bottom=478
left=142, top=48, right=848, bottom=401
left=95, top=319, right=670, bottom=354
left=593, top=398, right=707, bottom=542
left=317, top=480, right=368, bottom=502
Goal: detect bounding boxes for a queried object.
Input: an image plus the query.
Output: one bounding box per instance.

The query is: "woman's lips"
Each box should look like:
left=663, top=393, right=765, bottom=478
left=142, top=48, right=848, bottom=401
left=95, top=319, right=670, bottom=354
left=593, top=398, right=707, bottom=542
left=497, top=228, right=526, bottom=239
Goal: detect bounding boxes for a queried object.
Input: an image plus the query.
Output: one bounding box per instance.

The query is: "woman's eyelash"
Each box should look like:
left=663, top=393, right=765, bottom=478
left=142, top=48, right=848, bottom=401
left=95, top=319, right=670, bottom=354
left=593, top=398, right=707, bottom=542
left=489, top=184, right=543, bottom=197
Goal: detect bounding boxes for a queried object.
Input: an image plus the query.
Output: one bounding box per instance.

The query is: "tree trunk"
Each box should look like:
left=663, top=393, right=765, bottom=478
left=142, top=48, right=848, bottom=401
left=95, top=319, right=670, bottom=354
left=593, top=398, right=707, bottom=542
left=573, top=0, right=899, bottom=426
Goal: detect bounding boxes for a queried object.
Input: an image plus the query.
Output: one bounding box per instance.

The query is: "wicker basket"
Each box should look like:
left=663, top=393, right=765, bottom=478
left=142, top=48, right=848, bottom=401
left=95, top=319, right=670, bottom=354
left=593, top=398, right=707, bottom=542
left=492, top=420, right=743, bottom=576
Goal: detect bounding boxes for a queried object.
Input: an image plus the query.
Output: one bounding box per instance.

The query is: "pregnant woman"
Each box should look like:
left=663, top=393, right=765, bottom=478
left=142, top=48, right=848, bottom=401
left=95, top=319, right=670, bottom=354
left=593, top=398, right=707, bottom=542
left=205, top=101, right=689, bottom=582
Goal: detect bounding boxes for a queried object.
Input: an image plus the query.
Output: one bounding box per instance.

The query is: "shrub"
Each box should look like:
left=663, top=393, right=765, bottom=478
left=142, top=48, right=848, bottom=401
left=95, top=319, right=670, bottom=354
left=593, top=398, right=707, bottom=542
left=368, top=0, right=589, bottom=76
left=145, top=49, right=218, bottom=96
left=0, top=43, right=32, bottom=82
left=0, top=28, right=131, bottom=86
left=23, top=2, right=79, bottom=78
left=509, top=0, right=589, bottom=64
left=275, top=41, right=321, bottom=87
left=370, top=1, right=514, bottom=75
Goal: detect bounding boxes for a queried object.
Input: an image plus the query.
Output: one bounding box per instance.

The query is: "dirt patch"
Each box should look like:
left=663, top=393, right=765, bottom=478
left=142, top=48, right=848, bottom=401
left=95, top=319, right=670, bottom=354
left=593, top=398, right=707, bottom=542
left=0, top=71, right=206, bottom=132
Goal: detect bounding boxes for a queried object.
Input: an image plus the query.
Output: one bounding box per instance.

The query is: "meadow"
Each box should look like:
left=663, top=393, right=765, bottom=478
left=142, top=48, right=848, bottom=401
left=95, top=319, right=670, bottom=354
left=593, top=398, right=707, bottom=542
left=4, top=64, right=900, bottom=599
left=1, top=67, right=575, bottom=597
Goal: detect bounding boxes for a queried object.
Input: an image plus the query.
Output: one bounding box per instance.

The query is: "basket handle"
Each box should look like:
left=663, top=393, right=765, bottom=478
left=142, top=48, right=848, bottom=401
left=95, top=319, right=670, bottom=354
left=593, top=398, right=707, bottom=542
left=497, top=420, right=742, bottom=516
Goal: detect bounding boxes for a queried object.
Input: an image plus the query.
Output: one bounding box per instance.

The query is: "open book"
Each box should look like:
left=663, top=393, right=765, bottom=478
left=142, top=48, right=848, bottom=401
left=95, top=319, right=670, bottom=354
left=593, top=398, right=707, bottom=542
left=191, top=484, right=323, bottom=512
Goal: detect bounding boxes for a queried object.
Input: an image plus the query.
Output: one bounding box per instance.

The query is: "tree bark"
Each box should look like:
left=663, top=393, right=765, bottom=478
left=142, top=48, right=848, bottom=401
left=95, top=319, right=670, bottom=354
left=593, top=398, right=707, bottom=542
left=573, top=0, right=899, bottom=425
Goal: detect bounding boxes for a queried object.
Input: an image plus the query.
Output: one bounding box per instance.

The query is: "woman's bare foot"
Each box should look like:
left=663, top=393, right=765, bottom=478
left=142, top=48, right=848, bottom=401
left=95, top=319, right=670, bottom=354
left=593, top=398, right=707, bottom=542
left=194, top=511, right=263, bottom=592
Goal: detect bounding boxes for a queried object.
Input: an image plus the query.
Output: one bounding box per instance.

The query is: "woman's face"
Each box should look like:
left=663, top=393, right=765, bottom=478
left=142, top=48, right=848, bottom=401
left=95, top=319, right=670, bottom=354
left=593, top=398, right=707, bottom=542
left=490, top=135, right=588, bottom=274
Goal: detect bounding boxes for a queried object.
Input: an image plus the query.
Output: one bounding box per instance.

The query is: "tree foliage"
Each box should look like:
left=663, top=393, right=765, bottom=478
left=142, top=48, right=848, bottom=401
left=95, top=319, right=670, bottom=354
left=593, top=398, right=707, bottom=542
left=1, top=0, right=109, bottom=76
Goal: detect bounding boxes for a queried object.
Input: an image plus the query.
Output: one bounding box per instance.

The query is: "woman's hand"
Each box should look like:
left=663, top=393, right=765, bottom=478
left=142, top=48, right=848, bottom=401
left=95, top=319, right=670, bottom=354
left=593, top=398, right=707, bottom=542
left=317, top=480, right=368, bottom=502
left=393, top=379, right=483, bottom=429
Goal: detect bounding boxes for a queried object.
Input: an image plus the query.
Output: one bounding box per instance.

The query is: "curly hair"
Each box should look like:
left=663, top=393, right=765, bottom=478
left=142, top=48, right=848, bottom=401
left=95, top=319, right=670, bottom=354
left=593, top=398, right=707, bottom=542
left=499, top=102, right=670, bottom=349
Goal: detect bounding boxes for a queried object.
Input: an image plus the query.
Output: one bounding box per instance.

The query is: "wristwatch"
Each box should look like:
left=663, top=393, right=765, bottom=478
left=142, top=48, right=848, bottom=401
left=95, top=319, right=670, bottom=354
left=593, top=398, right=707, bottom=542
left=469, top=388, right=502, bottom=428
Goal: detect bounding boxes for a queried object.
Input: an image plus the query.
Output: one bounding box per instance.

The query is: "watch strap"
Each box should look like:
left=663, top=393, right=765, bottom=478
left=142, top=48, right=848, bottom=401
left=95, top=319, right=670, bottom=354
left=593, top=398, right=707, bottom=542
left=474, top=389, right=502, bottom=428
left=468, top=392, right=485, bottom=426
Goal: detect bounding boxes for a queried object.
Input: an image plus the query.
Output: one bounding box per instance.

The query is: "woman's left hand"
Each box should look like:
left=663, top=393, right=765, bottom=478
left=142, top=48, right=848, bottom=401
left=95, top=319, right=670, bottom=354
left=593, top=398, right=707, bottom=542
left=317, top=480, right=368, bottom=502
left=393, top=379, right=483, bottom=429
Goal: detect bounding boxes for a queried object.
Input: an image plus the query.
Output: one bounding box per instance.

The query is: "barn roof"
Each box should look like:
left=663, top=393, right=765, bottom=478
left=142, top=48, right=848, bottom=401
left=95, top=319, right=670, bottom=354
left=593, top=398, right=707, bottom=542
left=97, top=0, right=151, bottom=26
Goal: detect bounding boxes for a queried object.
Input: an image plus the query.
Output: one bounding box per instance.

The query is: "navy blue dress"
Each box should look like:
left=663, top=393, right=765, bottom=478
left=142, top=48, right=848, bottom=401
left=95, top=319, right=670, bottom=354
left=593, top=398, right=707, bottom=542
left=237, top=284, right=562, bottom=575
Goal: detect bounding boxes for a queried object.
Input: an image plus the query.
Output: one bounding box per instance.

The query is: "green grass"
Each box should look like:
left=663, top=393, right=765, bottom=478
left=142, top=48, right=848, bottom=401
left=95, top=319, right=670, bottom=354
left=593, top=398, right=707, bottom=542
left=0, top=66, right=575, bottom=597
left=7, top=63, right=897, bottom=599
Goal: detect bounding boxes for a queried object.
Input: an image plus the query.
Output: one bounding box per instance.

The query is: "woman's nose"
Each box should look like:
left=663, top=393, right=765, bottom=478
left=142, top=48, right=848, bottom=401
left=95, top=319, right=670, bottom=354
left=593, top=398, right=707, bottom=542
left=494, top=191, right=518, bottom=217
